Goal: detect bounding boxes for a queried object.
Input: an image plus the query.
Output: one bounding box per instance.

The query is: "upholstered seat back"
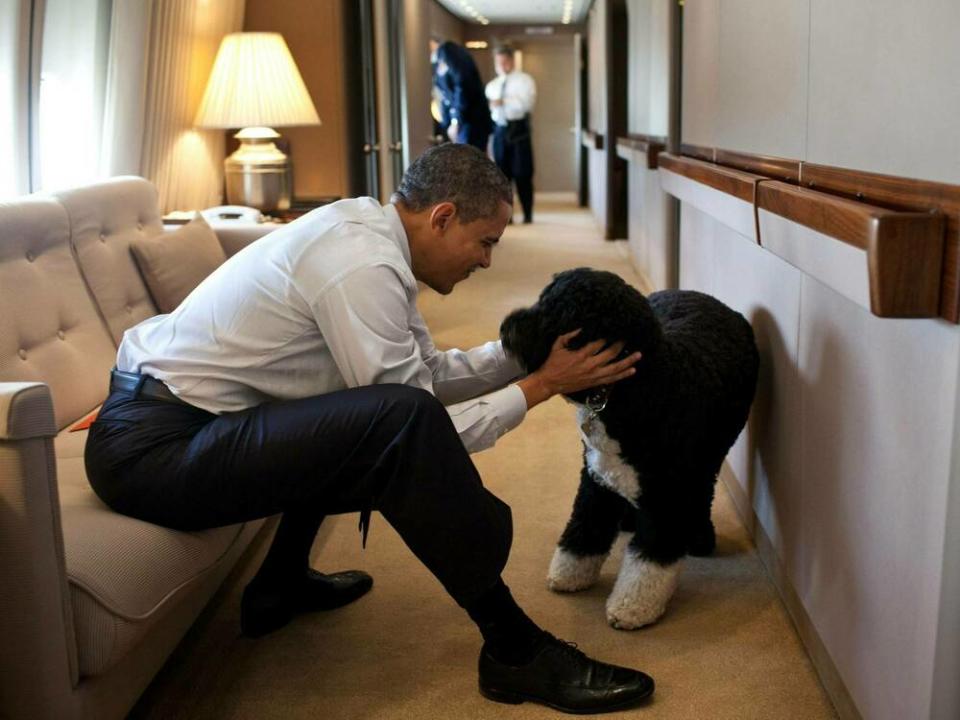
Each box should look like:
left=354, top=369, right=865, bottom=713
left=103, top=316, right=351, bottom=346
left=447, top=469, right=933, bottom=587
left=53, top=177, right=164, bottom=345
left=0, top=197, right=117, bottom=428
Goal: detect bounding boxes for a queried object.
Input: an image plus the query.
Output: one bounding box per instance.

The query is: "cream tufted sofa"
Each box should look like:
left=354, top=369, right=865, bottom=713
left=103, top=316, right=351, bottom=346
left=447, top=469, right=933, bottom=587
left=0, top=177, right=277, bottom=720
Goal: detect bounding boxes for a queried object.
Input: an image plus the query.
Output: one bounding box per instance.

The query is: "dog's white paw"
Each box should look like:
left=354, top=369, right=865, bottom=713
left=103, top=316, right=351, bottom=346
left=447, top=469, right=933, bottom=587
left=547, top=548, right=606, bottom=592
left=605, top=552, right=681, bottom=630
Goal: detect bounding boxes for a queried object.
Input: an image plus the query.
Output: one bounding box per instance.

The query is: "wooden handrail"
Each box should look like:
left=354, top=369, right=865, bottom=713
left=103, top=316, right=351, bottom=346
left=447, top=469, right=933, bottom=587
left=715, top=149, right=800, bottom=184
left=801, top=164, right=960, bottom=322
left=658, top=153, right=762, bottom=203
left=616, top=134, right=666, bottom=169
left=658, top=148, right=955, bottom=320
left=757, top=181, right=945, bottom=317
left=679, top=143, right=714, bottom=162
left=582, top=129, right=604, bottom=151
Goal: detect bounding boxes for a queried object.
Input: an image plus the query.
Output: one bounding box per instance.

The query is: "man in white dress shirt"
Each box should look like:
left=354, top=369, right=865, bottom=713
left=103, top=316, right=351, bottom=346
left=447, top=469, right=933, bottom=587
left=486, top=44, right=537, bottom=223
left=84, top=145, right=652, bottom=713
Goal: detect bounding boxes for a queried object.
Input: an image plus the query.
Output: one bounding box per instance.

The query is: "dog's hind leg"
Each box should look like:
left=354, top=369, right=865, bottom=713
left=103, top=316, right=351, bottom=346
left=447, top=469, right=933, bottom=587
left=548, top=464, right=629, bottom=592
left=687, top=479, right=717, bottom=557
left=607, top=497, right=686, bottom=629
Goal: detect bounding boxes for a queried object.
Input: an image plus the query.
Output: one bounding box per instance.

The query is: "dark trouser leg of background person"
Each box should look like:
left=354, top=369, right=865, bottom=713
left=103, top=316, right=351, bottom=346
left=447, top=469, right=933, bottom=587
left=514, top=173, right=533, bottom=224
left=85, top=381, right=653, bottom=712
left=493, top=120, right=534, bottom=224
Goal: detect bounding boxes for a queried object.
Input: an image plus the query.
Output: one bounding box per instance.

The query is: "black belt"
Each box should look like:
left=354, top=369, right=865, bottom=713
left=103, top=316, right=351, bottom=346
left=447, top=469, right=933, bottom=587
left=110, top=369, right=189, bottom=406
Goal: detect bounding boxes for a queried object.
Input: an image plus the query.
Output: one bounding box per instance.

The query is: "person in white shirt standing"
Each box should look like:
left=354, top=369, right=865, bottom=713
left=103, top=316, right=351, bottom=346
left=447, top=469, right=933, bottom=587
left=84, top=144, right=653, bottom=714
left=486, top=44, right=537, bottom=224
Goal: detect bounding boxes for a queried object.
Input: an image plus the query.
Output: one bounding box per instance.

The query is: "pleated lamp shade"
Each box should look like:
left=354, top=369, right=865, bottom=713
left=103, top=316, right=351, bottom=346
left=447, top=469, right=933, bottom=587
left=194, top=32, right=320, bottom=129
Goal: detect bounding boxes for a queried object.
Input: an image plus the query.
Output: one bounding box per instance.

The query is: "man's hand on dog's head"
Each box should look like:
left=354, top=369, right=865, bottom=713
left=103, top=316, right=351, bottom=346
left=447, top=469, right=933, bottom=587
left=516, top=329, right=642, bottom=410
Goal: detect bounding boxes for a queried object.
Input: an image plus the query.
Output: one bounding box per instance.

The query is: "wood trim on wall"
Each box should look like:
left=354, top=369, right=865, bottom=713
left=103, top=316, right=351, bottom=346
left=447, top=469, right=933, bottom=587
left=715, top=149, right=800, bottom=184
left=801, top=163, right=960, bottom=323
left=757, top=181, right=945, bottom=317
left=616, top=134, right=666, bottom=169
left=659, top=152, right=761, bottom=203
left=679, top=142, right=714, bottom=162
left=582, top=129, right=605, bottom=150
left=662, top=148, right=956, bottom=320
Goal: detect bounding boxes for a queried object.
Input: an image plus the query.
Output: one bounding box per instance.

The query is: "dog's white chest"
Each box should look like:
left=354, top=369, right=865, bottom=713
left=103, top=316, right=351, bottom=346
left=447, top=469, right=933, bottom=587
left=576, top=405, right=640, bottom=505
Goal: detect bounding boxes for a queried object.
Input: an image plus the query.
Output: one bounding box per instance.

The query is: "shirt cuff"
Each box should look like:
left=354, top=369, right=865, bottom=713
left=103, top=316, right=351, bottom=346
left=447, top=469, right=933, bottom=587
left=495, top=383, right=528, bottom=434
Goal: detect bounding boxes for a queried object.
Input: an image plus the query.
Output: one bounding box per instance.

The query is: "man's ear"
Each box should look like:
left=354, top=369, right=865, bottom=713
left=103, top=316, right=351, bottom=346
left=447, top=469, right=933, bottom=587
left=429, top=202, right=457, bottom=233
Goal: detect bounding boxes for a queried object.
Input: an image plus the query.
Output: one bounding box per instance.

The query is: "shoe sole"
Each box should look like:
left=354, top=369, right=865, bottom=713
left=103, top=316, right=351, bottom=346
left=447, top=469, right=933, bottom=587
left=479, top=683, right=655, bottom=715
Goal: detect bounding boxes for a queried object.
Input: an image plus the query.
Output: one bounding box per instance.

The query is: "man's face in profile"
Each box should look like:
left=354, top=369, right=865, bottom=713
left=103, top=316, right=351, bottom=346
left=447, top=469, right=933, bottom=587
left=420, top=201, right=512, bottom=295
left=494, top=52, right=514, bottom=76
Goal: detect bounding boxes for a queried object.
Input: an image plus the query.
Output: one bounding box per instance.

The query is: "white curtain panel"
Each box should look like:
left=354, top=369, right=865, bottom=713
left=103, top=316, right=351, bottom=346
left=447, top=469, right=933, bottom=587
left=0, top=0, right=33, bottom=198
left=36, top=0, right=112, bottom=192
left=140, top=0, right=245, bottom=212
left=99, top=0, right=153, bottom=177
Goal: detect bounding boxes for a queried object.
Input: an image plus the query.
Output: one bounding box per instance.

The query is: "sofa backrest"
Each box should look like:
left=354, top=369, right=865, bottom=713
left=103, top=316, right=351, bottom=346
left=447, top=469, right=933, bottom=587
left=52, top=177, right=163, bottom=345
left=0, top=197, right=118, bottom=428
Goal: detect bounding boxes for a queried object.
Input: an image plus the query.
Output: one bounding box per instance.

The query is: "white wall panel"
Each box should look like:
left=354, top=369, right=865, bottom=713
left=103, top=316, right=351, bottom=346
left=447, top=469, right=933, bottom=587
left=714, top=229, right=804, bottom=574
left=660, top=169, right=756, bottom=241
left=680, top=0, right=719, bottom=147
left=716, top=0, right=809, bottom=158
left=587, top=146, right=607, bottom=230
left=678, top=202, right=717, bottom=295
left=797, top=282, right=960, bottom=720
left=807, top=0, right=960, bottom=184
left=627, top=0, right=651, bottom=134
left=758, top=210, right=871, bottom=312
left=680, top=203, right=805, bottom=573
left=625, top=157, right=674, bottom=290
left=627, top=0, right=669, bottom=138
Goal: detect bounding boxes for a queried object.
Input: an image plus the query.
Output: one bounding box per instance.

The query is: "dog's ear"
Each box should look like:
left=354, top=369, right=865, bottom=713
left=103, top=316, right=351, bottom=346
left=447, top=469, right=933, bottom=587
left=500, top=306, right=550, bottom=372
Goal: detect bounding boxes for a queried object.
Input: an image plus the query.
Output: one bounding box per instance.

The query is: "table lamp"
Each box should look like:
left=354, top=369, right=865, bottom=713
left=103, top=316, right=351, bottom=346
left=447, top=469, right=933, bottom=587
left=195, top=32, right=321, bottom=212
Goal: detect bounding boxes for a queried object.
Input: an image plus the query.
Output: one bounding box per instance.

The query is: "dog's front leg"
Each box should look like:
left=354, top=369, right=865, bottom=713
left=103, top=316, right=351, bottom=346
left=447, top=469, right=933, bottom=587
left=607, top=497, right=685, bottom=629
left=548, top=462, right=629, bottom=592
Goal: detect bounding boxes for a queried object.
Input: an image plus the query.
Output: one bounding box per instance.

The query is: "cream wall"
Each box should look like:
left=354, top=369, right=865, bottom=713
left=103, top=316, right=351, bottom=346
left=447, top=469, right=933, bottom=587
left=585, top=0, right=607, bottom=229
left=243, top=0, right=352, bottom=199
left=624, top=0, right=674, bottom=289
left=678, top=1, right=960, bottom=718
left=400, top=0, right=464, bottom=167
left=514, top=40, right=577, bottom=193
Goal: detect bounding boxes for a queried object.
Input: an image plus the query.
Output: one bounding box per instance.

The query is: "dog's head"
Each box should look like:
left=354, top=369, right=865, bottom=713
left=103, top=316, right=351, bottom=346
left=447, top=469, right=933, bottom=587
left=500, top=268, right=661, bottom=398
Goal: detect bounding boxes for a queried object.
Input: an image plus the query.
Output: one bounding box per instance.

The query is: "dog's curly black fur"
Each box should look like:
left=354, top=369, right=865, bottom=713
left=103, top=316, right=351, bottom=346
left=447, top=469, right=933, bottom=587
left=501, top=268, right=759, bottom=625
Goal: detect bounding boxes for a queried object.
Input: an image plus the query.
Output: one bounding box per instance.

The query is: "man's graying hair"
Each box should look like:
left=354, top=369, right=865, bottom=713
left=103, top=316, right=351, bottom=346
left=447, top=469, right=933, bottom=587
left=392, top=144, right=513, bottom=224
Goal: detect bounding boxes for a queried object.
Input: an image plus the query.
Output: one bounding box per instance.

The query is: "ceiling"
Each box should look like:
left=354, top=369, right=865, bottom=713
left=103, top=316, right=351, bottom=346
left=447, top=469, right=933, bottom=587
left=433, top=0, right=591, bottom=26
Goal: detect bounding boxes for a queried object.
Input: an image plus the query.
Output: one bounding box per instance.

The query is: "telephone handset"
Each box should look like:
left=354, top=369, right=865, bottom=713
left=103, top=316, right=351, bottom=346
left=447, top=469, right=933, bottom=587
left=201, top=205, right=263, bottom=224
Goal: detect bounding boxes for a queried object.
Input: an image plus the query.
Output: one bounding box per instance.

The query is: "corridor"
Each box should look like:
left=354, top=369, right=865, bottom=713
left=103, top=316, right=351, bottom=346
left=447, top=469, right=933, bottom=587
left=130, top=195, right=836, bottom=720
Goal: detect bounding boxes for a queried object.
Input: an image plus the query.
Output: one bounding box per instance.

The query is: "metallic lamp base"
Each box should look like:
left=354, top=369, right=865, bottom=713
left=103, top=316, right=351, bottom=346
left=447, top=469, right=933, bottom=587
left=223, top=130, right=292, bottom=213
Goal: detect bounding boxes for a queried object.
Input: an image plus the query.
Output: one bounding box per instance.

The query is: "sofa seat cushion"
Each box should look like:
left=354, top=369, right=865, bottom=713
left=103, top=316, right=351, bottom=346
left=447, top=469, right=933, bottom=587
left=55, top=427, right=249, bottom=678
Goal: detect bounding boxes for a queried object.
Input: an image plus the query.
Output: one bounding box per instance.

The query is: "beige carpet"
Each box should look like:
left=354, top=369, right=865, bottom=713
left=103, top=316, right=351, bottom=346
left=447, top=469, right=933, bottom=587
left=130, top=195, right=837, bottom=720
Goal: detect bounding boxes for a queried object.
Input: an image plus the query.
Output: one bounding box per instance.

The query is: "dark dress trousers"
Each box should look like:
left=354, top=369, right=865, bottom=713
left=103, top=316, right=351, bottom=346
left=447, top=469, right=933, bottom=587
left=85, top=381, right=514, bottom=606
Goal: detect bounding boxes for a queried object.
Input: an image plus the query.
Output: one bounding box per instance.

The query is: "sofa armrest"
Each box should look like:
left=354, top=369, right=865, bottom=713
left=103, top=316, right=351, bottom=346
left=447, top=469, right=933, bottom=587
left=210, top=222, right=282, bottom=257
left=0, top=382, right=79, bottom=717
left=0, top=382, right=58, bottom=440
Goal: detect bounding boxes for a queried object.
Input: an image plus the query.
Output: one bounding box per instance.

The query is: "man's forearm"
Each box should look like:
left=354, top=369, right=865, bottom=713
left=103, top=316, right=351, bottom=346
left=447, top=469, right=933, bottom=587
left=517, top=373, right=552, bottom=410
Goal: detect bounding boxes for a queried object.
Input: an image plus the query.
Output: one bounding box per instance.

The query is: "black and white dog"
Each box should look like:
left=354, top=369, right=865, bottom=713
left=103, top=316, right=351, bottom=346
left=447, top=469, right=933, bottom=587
left=501, top=268, right=759, bottom=629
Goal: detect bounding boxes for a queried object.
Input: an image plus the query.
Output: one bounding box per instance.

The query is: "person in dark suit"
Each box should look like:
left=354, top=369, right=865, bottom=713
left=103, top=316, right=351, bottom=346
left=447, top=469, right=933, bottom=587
left=431, top=38, right=493, bottom=150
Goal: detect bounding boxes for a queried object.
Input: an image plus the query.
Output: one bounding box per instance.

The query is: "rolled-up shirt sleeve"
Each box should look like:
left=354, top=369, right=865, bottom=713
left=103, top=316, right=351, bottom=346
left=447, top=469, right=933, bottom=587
left=410, top=306, right=524, bottom=405
left=309, top=263, right=527, bottom=453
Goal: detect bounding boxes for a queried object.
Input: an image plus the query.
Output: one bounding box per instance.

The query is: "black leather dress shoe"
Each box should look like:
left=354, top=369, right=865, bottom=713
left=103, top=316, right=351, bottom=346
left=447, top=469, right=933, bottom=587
left=241, top=569, right=373, bottom=638
left=478, top=635, right=654, bottom=714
